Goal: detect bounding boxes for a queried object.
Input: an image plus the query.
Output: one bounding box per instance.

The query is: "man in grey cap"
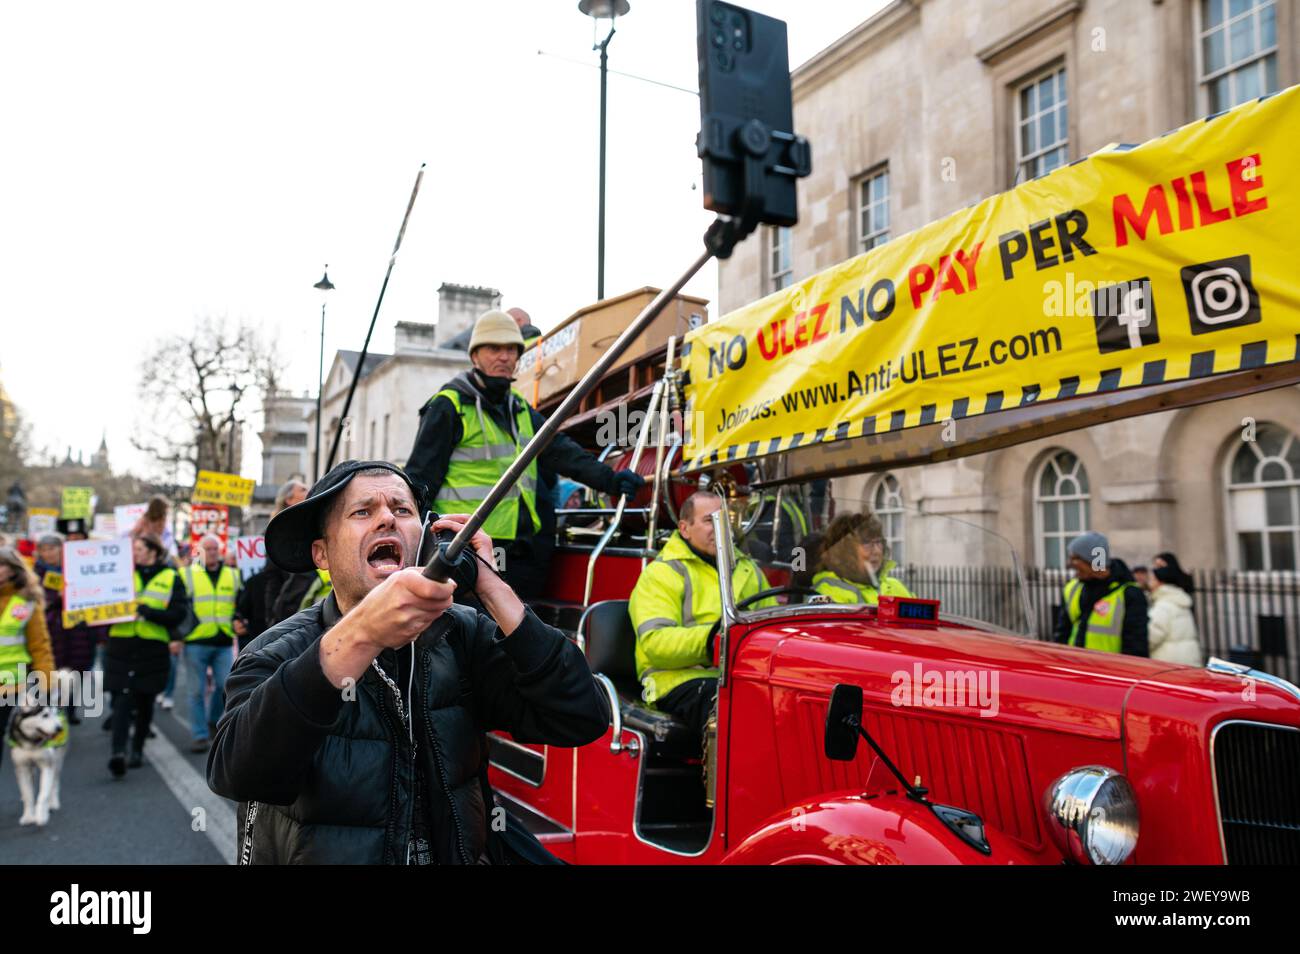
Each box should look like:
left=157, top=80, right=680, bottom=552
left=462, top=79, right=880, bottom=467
left=1052, top=531, right=1149, bottom=657
left=208, top=459, right=609, bottom=863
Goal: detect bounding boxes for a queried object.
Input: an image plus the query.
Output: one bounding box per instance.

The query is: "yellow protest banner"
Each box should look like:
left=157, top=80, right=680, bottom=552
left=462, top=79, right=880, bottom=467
left=683, top=85, right=1300, bottom=469
left=63, top=600, right=137, bottom=628
left=60, top=487, right=94, bottom=520
left=193, top=470, right=255, bottom=508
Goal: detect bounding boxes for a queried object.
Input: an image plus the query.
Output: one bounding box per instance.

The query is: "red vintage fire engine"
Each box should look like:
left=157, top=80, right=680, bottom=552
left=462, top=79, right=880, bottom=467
left=454, top=46, right=1300, bottom=863
left=480, top=330, right=1300, bottom=866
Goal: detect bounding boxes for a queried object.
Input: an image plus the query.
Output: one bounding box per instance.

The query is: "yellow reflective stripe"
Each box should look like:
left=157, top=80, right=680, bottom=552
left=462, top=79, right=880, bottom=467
left=440, top=474, right=538, bottom=492
left=450, top=443, right=520, bottom=462
left=635, top=617, right=679, bottom=637
left=817, top=575, right=864, bottom=600
left=662, top=559, right=695, bottom=626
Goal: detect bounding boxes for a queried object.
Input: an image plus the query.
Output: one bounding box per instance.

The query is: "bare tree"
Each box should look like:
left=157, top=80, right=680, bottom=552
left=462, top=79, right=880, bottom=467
left=0, top=395, right=32, bottom=532
left=0, top=397, right=30, bottom=485
left=132, top=317, right=284, bottom=487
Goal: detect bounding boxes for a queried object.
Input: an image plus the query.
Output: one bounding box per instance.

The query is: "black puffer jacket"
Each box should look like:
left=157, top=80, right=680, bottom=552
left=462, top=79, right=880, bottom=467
left=207, top=593, right=609, bottom=864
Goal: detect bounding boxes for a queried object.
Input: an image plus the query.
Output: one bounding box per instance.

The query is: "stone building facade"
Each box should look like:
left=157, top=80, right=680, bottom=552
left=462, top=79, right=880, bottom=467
left=307, top=283, right=498, bottom=475
left=718, top=0, right=1299, bottom=573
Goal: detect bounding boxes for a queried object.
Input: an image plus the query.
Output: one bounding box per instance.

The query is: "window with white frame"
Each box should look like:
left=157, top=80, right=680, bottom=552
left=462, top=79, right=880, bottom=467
left=383, top=413, right=391, bottom=460
left=1035, top=450, right=1091, bottom=569
left=1226, top=423, right=1300, bottom=571
left=1015, top=65, right=1069, bottom=183
left=768, top=226, right=792, bottom=292
left=1198, top=0, right=1279, bottom=114
left=857, top=168, right=890, bottom=253
left=871, top=473, right=905, bottom=566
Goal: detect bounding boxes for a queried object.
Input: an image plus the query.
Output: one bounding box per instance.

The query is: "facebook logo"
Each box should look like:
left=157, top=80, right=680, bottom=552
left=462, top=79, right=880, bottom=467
left=1092, top=277, right=1159, bottom=353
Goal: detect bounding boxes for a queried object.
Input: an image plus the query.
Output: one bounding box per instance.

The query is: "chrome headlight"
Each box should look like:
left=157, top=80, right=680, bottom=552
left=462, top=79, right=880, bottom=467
left=1044, top=766, right=1139, bottom=865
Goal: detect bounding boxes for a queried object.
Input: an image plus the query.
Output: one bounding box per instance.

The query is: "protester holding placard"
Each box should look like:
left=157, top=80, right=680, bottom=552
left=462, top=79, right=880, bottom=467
left=104, top=533, right=190, bottom=777
left=34, top=533, right=92, bottom=724
left=0, top=547, right=55, bottom=771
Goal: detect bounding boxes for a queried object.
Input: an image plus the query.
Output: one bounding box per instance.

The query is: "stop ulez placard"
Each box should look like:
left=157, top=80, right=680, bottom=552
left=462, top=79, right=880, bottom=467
left=682, top=84, right=1300, bottom=469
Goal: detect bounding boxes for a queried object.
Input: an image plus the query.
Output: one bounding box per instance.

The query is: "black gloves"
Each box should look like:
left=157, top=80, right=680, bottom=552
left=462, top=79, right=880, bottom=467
left=611, top=470, right=646, bottom=499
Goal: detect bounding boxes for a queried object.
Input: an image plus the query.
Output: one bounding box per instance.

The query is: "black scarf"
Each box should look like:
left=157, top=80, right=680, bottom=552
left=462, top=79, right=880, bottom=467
left=471, top=369, right=513, bottom=404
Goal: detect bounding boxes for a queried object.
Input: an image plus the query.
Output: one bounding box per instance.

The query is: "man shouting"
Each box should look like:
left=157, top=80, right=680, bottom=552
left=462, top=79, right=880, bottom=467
left=207, top=460, right=609, bottom=864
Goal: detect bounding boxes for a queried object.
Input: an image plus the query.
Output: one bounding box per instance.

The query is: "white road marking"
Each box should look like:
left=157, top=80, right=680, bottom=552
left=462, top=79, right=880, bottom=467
left=159, top=661, right=236, bottom=864
left=145, top=719, right=237, bottom=864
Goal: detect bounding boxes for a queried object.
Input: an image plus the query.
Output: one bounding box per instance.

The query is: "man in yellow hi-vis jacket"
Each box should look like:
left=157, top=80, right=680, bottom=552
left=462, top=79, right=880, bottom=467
left=180, top=534, right=240, bottom=752
left=1052, top=531, right=1149, bottom=657
left=629, top=491, right=774, bottom=738
left=405, top=310, right=643, bottom=601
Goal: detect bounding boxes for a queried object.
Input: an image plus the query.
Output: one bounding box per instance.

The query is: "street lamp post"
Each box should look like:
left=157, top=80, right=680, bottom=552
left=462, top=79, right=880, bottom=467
left=578, top=0, right=630, bottom=302
left=313, top=266, right=335, bottom=482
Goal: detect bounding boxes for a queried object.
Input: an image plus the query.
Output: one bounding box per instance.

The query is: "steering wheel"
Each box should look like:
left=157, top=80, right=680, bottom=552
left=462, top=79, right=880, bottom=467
left=735, top=585, right=822, bottom=610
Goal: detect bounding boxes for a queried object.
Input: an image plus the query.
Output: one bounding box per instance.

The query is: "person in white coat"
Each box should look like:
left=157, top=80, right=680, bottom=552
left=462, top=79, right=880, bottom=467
left=1147, top=564, right=1202, bottom=666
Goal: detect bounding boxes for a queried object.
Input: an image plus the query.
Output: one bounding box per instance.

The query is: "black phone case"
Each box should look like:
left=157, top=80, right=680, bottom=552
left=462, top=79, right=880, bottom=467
left=696, top=0, right=798, bottom=224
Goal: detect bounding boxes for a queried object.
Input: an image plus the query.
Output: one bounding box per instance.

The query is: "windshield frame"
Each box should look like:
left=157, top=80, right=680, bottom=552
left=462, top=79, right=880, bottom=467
left=711, top=489, right=1037, bottom=645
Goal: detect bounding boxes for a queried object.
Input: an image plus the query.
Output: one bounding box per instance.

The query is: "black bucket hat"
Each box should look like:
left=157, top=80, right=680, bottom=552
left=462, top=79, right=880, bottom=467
left=264, top=460, right=424, bottom=573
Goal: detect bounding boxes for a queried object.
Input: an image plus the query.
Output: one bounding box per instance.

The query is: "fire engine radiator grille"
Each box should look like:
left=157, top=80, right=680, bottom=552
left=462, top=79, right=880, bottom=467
left=1213, top=722, right=1300, bottom=864
left=799, top=695, right=1041, bottom=849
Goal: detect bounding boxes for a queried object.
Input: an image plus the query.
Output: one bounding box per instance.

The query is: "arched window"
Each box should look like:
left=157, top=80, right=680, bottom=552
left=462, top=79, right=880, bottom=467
left=1035, top=450, right=1091, bottom=568
left=871, top=473, right=905, bottom=566
left=1226, top=423, right=1300, bottom=570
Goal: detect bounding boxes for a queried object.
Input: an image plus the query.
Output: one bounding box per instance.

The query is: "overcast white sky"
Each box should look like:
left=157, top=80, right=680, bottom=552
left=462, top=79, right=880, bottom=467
left=1, top=0, right=886, bottom=481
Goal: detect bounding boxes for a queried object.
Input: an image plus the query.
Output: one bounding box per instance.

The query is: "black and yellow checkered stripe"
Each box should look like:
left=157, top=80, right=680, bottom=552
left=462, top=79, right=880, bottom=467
left=685, top=336, right=1297, bottom=469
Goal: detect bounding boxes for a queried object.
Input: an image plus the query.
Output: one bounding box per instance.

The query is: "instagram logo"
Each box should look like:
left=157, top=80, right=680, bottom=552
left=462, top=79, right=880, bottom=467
left=1182, top=254, right=1260, bottom=334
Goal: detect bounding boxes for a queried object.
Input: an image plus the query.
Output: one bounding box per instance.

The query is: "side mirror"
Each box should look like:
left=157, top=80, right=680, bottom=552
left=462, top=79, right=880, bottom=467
left=824, top=683, right=863, bottom=761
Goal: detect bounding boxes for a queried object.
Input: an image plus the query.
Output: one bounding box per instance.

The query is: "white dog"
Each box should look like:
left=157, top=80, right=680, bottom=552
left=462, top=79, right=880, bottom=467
left=8, top=705, right=69, bottom=827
